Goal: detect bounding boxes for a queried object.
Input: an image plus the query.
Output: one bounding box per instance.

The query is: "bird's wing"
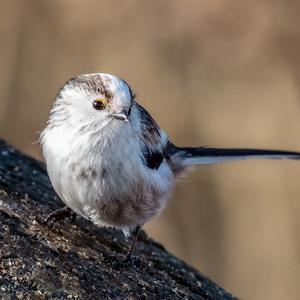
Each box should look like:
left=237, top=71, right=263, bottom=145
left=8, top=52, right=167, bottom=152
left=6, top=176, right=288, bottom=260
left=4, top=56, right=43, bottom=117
left=135, top=103, right=166, bottom=170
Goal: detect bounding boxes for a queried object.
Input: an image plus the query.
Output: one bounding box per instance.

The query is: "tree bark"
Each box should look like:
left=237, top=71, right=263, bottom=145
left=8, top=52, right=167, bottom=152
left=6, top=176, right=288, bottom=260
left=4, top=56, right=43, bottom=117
left=0, top=140, right=237, bottom=300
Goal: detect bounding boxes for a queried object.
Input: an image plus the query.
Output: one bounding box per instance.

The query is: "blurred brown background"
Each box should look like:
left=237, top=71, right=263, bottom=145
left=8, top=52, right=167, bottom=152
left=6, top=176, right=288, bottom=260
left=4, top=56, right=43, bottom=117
left=1, top=1, right=300, bottom=299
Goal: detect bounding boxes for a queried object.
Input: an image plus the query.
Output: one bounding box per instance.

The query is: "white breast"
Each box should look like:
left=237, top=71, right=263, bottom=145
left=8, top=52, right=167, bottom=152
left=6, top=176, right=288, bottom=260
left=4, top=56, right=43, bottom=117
left=41, top=120, right=174, bottom=233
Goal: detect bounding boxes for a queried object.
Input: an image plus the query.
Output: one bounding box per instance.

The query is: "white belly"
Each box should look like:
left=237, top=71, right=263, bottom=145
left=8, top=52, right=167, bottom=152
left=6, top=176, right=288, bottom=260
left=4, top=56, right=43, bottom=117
left=42, top=123, right=174, bottom=233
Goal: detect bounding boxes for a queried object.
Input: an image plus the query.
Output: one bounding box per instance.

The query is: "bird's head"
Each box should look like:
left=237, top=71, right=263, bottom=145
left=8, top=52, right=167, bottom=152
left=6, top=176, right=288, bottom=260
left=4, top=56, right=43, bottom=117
left=53, top=73, right=135, bottom=128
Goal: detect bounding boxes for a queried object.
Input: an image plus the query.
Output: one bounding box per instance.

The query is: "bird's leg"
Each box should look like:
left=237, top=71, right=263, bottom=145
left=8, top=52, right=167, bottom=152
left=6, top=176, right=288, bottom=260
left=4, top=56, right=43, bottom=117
left=43, top=206, right=76, bottom=226
left=102, top=226, right=142, bottom=267
left=125, top=226, right=141, bottom=260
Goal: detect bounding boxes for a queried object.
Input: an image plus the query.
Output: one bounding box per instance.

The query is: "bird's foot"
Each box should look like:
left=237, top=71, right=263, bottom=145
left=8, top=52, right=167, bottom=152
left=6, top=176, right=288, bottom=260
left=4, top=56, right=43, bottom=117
left=43, top=206, right=76, bottom=227
left=103, top=253, right=140, bottom=269
left=123, top=253, right=140, bottom=266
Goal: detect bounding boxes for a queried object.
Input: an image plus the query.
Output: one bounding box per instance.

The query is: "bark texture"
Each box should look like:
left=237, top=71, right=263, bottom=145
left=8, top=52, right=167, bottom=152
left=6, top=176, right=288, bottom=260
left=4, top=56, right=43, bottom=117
left=0, top=140, right=237, bottom=300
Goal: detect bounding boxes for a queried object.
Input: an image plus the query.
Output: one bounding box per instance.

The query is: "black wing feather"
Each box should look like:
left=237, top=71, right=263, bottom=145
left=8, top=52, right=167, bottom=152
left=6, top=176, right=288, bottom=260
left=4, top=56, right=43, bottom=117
left=135, top=103, right=166, bottom=170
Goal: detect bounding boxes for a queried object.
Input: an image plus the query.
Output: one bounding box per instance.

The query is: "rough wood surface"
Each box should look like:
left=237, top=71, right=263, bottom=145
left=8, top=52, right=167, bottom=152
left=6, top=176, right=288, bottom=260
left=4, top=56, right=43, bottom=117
left=0, top=140, right=237, bottom=300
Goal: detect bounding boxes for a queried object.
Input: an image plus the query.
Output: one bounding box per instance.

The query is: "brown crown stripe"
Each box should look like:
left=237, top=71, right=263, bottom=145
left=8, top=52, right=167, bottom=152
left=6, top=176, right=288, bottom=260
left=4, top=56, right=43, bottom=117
left=67, top=74, right=113, bottom=100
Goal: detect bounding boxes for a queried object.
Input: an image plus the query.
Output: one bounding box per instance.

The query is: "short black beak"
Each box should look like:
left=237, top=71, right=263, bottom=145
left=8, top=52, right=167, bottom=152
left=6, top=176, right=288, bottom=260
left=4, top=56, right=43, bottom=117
left=111, top=110, right=129, bottom=122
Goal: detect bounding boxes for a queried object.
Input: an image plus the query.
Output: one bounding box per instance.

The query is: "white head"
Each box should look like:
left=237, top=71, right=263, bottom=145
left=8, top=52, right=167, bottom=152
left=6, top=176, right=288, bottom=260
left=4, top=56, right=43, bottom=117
left=49, top=73, right=135, bottom=130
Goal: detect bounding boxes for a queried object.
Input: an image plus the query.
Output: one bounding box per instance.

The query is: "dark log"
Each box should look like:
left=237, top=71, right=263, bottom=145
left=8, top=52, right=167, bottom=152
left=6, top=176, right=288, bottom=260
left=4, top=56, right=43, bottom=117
left=0, top=140, right=237, bottom=299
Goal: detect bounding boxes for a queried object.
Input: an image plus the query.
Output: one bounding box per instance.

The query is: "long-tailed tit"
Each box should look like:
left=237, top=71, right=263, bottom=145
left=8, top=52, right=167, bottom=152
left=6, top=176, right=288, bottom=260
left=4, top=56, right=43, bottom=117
left=40, top=73, right=300, bottom=258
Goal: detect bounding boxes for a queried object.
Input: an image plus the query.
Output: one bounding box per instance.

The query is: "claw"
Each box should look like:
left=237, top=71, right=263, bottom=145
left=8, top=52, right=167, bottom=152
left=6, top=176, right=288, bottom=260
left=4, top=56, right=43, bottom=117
left=102, top=226, right=142, bottom=268
left=43, top=206, right=76, bottom=227
left=103, top=254, right=140, bottom=269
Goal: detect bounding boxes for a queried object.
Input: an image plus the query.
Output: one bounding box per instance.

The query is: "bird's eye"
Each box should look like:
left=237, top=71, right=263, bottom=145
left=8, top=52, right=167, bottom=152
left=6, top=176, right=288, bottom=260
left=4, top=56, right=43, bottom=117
left=93, top=98, right=107, bottom=110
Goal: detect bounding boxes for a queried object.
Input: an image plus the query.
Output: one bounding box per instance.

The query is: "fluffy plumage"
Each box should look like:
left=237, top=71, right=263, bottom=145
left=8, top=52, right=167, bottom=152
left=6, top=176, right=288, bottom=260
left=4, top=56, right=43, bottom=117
left=40, top=73, right=300, bottom=235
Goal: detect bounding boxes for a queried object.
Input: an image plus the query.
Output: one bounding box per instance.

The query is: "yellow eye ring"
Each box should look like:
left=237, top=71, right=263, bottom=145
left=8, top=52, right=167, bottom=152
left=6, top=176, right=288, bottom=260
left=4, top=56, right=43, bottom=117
left=93, top=98, right=107, bottom=110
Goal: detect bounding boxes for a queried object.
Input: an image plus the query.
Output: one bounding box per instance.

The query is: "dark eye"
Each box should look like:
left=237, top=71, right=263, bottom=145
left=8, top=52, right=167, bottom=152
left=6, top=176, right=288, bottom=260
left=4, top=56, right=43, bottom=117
left=93, top=98, right=107, bottom=110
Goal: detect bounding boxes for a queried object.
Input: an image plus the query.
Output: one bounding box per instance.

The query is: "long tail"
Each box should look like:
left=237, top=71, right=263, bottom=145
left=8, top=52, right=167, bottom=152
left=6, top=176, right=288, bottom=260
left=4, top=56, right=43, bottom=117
left=169, top=145, right=300, bottom=167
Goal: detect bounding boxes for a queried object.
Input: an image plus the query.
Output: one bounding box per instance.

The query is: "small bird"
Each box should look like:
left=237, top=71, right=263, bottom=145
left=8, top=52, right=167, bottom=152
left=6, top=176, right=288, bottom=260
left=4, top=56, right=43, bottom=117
left=40, top=73, right=300, bottom=258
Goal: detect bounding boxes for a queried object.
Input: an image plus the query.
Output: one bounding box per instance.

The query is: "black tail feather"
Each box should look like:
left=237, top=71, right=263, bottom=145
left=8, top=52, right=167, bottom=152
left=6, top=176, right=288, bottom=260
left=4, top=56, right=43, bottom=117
left=179, top=147, right=300, bottom=158
left=167, top=144, right=300, bottom=167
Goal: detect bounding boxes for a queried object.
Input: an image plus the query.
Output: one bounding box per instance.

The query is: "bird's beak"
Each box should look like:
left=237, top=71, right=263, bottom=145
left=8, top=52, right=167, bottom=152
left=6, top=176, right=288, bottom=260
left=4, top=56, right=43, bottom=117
left=110, top=110, right=129, bottom=122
